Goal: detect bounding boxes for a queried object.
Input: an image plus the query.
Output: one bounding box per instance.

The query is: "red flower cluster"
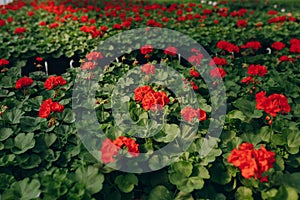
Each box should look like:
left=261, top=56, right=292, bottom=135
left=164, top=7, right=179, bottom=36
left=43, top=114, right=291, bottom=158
left=188, top=48, right=204, bottom=66
left=279, top=55, right=295, bottom=63
left=14, top=27, right=26, bottom=34
left=36, top=57, right=43, bottom=62
left=237, top=19, right=248, bottom=28
left=209, top=57, right=227, bottom=66
left=271, top=41, right=285, bottom=51
left=210, top=67, right=226, bottom=78
left=44, top=76, right=67, bottom=90
left=39, top=21, right=47, bottom=26
left=180, top=106, right=206, bottom=122
left=134, top=86, right=170, bottom=112
left=256, top=91, right=291, bottom=117
left=231, top=8, right=248, bottom=17
left=0, top=58, right=9, bottom=67
left=164, top=46, right=177, bottom=56
left=228, top=143, right=276, bottom=182
left=240, top=76, right=254, bottom=84
left=101, top=136, right=139, bottom=164
left=86, top=52, right=103, bottom=61
left=217, top=40, right=239, bottom=53
left=190, top=68, right=200, bottom=78
left=241, top=41, right=262, bottom=51
left=268, top=16, right=286, bottom=24
left=247, top=64, right=268, bottom=76
left=49, top=22, right=59, bottom=29
left=140, top=44, right=154, bottom=55
left=15, top=77, right=34, bottom=89
left=0, top=19, right=6, bottom=27
left=290, top=38, right=300, bottom=53
left=81, top=61, right=95, bottom=70
left=39, top=98, right=64, bottom=118
left=141, top=63, right=155, bottom=75
left=80, top=25, right=103, bottom=38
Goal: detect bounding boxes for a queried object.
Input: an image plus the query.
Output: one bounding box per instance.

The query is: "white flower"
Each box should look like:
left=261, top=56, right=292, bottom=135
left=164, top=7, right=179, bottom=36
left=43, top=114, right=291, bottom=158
left=274, top=4, right=277, bottom=8
left=281, top=9, right=285, bottom=12
left=201, top=0, right=206, bottom=4
left=208, top=1, right=212, bottom=5
left=213, top=1, right=217, bottom=6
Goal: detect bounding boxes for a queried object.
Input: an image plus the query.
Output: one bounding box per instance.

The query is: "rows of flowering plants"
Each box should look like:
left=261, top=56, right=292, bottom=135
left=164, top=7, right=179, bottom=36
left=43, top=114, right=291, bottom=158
left=0, top=0, right=300, bottom=199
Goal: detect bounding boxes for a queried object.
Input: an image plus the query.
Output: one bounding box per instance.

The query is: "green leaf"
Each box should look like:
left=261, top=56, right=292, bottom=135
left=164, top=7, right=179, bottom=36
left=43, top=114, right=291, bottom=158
left=172, top=161, right=193, bottom=177
left=275, top=186, right=298, bottom=200
left=154, top=124, right=179, bottom=143
left=0, top=128, right=13, bottom=141
left=61, top=108, right=75, bottom=123
left=287, top=131, right=300, bottom=148
left=282, top=173, right=300, bottom=193
left=2, top=178, right=41, bottom=200
left=14, top=132, right=35, bottom=153
left=235, top=187, right=253, bottom=200
left=3, top=108, right=24, bottom=124
left=148, top=185, right=172, bottom=200
left=115, top=174, right=138, bottom=193
left=227, top=110, right=246, bottom=121
left=174, top=191, right=194, bottom=200
left=44, top=133, right=57, bottom=147
left=75, top=165, right=104, bottom=195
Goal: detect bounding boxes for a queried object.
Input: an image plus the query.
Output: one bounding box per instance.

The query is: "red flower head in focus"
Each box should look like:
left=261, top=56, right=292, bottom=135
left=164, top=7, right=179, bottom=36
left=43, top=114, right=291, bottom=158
left=247, top=64, right=268, bottom=76
left=190, top=68, right=200, bottom=78
left=44, top=76, right=67, bottom=90
left=15, top=77, right=34, bottom=89
left=100, top=136, right=139, bottom=164
left=228, top=142, right=276, bottom=182
left=271, top=42, right=285, bottom=51
left=140, top=44, right=154, bottom=55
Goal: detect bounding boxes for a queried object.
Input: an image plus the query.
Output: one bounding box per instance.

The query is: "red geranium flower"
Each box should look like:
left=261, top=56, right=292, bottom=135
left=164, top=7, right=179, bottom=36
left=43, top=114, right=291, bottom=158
left=0, top=58, right=9, bottom=67
left=36, top=57, right=43, bottom=62
left=100, top=136, right=139, bottom=164
left=44, top=76, right=67, bottom=90
left=140, top=44, right=153, bottom=55
left=237, top=19, right=248, bottom=28
left=255, top=91, right=290, bottom=117
left=228, top=142, right=275, bottom=182
left=39, top=98, right=64, bottom=118
left=81, top=61, right=95, bottom=70
left=217, top=40, right=240, bottom=53
left=27, top=11, right=34, bottom=17
left=39, top=98, right=53, bottom=118
left=271, top=42, right=285, bottom=51
left=134, top=86, right=154, bottom=102
left=241, top=76, right=254, bottom=84
left=86, top=52, right=103, bottom=61
left=210, top=67, right=226, bottom=78
left=101, top=139, right=120, bottom=164
left=164, top=46, right=177, bottom=56
left=141, top=90, right=169, bottom=111
left=39, top=21, right=47, bottom=26
left=14, top=27, right=26, bottom=34
left=49, top=22, right=59, bottom=29
left=141, top=63, right=155, bottom=75
left=241, top=41, right=262, bottom=51
left=190, top=68, right=200, bottom=78
left=247, top=64, right=268, bottom=76
left=209, top=57, right=227, bottom=66
left=0, top=19, right=6, bottom=27
left=15, top=77, right=34, bottom=89
left=181, top=106, right=207, bottom=122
